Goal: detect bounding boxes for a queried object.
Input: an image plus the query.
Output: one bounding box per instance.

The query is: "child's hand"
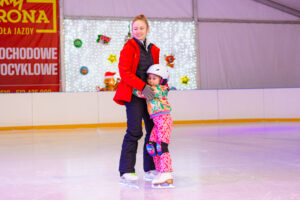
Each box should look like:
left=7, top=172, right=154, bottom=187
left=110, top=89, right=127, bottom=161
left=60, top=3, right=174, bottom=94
left=161, top=85, right=170, bottom=95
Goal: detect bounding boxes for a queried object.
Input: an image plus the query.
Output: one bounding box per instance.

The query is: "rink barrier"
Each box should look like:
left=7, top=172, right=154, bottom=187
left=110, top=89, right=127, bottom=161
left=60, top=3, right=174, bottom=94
left=1, top=118, right=300, bottom=132
left=1, top=89, right=300, bottom=130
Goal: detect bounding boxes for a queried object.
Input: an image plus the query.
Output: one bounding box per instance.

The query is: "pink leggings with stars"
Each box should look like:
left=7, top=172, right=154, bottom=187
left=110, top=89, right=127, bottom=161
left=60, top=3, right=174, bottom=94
left=150, top=114, right=173, bottom=173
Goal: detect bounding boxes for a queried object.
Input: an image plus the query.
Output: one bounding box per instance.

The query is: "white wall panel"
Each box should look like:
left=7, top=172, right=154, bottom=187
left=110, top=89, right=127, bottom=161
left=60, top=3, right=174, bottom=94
left=168, top=90, right=218, bottom=121
left=32, top=92, right=98, bottom=125
left=264, top=88, right=300, bottom=118
left=197, top=0, right=299, bottom=20
left=1, top=89, right=300, bottom=128
left=218, top=89, right=264, bottom=119
left=0, top=94, right=32, bottom=127
left=98, top=92, right=126, bottom=123
left=64, top=0, right=193, bottom=18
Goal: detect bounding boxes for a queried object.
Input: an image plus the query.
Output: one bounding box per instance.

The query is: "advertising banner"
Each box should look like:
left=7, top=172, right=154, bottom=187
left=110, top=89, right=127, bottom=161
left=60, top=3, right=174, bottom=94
left=0, top=0, right=60, bottom=93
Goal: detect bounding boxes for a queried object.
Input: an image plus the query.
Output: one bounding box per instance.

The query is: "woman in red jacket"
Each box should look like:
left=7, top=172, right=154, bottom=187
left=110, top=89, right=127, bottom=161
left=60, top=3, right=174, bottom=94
left=114, top=14, right=160, bottom=183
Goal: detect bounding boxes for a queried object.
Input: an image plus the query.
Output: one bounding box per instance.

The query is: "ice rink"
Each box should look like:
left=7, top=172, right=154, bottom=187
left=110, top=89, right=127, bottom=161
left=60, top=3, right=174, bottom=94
left=0, top=122, right=299, bottom=200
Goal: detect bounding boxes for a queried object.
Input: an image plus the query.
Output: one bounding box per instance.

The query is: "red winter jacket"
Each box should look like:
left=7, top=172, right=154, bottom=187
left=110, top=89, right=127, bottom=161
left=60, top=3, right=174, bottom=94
left=113, top=38, right=160, bottom=105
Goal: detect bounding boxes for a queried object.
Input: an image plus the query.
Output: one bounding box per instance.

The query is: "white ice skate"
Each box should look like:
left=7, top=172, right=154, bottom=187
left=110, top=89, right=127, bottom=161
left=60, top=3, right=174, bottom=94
left=152, top=172, right=175, bottom=189
left=144, top=170, right=159, bottom=181
left=119, top=173, right=139, bottom=189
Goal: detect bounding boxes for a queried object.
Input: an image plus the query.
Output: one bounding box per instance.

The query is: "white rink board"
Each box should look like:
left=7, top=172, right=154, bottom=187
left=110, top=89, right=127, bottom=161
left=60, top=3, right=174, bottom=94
left=218, top=89, right=264, bottom=119
left=97, top=92, right=126, bottom=123
left=32, top=92, right=98, bottom=126
left=0, top=93, right=32, bottom=127
left=1, top=88, right=300, bottom=127
left=168, top=90, right=218, bottom=121
left=264, top=88, right=300, bottom=119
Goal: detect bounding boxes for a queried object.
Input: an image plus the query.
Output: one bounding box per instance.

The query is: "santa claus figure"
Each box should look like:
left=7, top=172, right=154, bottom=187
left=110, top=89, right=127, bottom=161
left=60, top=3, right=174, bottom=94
left=96, top=71, right=120, bottom=91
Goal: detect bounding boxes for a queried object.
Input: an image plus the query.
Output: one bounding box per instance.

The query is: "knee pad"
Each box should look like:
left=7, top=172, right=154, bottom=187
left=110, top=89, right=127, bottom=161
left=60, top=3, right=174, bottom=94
left=146, top=142, right=156, bottom=156
left=156, top=142, right=169, bottom=156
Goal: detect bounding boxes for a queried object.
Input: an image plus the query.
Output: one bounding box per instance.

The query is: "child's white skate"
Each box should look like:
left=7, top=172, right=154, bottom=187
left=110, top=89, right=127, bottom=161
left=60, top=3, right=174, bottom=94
left=152, top=172, right=175, bottom=189
left=119, top=173, right=139, bottom=189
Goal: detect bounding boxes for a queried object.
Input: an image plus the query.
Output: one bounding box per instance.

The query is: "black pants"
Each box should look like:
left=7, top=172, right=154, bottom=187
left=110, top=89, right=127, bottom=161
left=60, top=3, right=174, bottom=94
left=119, top=95, right=155, bottom=176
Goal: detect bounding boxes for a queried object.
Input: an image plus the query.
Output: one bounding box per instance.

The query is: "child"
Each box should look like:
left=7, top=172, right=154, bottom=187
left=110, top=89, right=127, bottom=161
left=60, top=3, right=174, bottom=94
left=133, top=64, right=174, bottom=188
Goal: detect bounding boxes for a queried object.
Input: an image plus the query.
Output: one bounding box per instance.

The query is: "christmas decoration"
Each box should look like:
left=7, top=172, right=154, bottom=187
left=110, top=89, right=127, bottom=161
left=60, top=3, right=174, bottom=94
left=80, top=66, right=88, bottom=75
left=165, top=54, right=175, bottom=68
left=64, top=19, right=197, bottom=92
left=96, top=71, right=120, bottom=91
left=107, top=54, right=117, bottom=64
left=124, top=24, right=132, bottom=43
left=96, top=34, right=111, bottom=44
left=181, top=75, right=190, bottom=85
left=74, top=39, right=82, bottom=48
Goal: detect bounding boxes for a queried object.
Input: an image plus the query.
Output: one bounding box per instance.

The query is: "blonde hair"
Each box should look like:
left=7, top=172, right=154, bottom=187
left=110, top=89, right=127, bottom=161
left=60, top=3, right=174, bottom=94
left=132, top=14, right=149, bottom=29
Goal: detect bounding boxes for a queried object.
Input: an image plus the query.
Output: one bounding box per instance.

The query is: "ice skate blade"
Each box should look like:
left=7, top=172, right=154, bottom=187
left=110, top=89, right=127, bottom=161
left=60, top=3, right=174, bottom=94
left=152, top=182, right=175, bottom=189
left=144, top=177, right=154, bottom=181
left=119, top=180, right=139, bottom=189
